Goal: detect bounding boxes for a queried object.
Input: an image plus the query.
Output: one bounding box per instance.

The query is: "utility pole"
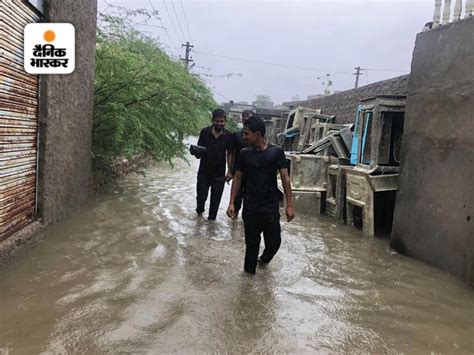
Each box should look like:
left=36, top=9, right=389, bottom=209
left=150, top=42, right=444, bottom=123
left=353, top=66, right=363, bottom=89
left=181, top=41, right=194, bottom=72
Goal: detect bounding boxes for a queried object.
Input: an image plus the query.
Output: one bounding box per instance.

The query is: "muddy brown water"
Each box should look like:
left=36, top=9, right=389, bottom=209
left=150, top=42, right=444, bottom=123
left=0, top=154, right=473, bottom=354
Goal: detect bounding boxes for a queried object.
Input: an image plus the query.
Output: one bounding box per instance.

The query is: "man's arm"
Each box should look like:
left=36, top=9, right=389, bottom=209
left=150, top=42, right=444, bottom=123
left=226, top=170, right=242, bottom=218
left=197, top=128, right=204, bottom=146
left=280, top=168, right=295, bottom=222
left=226, top=149, right=234, bottom=181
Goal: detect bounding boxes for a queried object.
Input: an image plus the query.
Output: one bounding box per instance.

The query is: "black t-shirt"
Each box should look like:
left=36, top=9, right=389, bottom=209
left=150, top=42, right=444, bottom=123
left=233, top=129, right=246, bottom=174
left=236, top=144, right=288, bottom=213
left=197, top=126, right=235, bottom=177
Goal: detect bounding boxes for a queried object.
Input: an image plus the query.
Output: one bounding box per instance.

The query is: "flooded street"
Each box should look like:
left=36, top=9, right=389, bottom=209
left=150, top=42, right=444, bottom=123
left=0, top=155, right=473, bottom=354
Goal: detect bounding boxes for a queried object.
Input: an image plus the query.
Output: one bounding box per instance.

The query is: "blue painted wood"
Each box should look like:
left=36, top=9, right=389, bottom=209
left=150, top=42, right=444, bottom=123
left=350, top=105, right=362, bottom=165
left=361, top=112, right=372, bottom=164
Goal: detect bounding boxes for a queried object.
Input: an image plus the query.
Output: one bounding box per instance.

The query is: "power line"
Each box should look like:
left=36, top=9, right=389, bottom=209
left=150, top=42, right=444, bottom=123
left=215, top=91, right=231, bottom=101
left=196, top=72, right=243, bottom=78
left=147, top=0, right=178, bottom=51
left=179, top=0, right=194, bottom=42
left=195, top=50, right=410, bottom=77
left=161, top=0, right=184, bottom=43
left=194, top=64, right=211, bottom=72
left=170, top=0, right=187, bottom=41
left=194, top=50, right=354, bottom=75
left=365, top=68, right=409, bottom=73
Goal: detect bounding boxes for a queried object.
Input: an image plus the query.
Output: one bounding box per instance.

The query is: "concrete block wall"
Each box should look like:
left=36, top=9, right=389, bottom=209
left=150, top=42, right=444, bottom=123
left=391, top=17, right=474, bottom=286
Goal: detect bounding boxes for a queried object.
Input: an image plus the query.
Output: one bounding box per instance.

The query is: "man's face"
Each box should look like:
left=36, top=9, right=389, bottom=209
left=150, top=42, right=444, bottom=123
left=213, top=117, right=226, bottom=131
left=242, top=127, right=259, bottom=146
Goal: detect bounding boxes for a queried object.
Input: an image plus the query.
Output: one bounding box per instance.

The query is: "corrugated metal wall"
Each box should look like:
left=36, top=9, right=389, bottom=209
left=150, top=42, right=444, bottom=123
left=0, top=0, right=40, bottom=240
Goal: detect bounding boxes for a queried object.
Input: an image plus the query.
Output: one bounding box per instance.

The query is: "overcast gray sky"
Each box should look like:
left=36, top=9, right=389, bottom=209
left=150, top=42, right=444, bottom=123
left=98, top=0, right=434, bottom=104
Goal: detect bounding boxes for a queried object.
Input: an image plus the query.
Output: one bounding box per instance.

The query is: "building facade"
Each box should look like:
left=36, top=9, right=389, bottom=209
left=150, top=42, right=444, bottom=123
left=0, top=0, right=97, bottom=262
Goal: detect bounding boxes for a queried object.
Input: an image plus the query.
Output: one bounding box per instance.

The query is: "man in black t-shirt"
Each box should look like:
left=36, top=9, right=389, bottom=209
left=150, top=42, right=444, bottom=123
left=232, top=109, right=254, bottom=216
left=227, top=116, right=295, bottom=274
left=195, top=109, right=235, bottom=221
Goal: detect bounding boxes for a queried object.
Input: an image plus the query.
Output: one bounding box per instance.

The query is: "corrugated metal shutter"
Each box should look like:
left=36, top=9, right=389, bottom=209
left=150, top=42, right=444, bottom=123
left=0, top=0, right=40, bottom=240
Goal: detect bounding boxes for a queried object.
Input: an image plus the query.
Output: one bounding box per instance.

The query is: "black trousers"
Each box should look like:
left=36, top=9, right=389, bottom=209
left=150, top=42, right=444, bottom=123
left=196, top=173, right=225, bottom=220
left=233, top=176, right=246, bottom=215
left=242, top=211, right=281, bottom=273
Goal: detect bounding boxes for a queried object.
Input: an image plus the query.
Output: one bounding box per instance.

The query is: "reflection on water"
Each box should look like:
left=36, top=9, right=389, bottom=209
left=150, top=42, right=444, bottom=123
left=0, top=155, right=472, bottom=353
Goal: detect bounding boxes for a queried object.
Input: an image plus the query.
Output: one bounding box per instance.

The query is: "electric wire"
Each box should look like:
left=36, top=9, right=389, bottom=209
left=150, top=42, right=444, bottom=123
left=179, top=0, right=194, bottom=42
left=170, top=0, right=187, bottom=42
left=194, top=50, right=355, bottom=75
left=195, top=50, right=410, bottom=77
left=161, top=0, right=185, bottom=43
left=147, top=0, right=179, bottom=51
left=365, top=68, right=409, bottom=73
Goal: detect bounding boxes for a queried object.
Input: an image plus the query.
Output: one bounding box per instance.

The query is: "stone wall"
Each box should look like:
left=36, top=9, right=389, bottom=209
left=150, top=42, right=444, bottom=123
left=92, top=155, right=152, bottom=189
left=391, top=18, right=474, bottom=286
left=37, top=0, right=97, bottom=224
left=284, top=75, right=410, bottom=124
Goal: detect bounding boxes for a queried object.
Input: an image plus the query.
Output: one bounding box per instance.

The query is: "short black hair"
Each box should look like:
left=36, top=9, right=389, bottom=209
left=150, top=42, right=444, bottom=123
left=242, top=109, right=255, bottom=117
left=244, top=116, right=266, bottom=137
left=212, top=108, right=227, bottom=120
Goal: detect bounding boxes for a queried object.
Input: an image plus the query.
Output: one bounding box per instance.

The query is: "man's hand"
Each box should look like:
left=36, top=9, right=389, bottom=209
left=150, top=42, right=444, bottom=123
left=286, top=205, right=295, bottom=222
left=280, top=168, right=295, bottom=222
left=227, top=204, right=236, bottom=218
left=225, top=171, right=234, bottom=184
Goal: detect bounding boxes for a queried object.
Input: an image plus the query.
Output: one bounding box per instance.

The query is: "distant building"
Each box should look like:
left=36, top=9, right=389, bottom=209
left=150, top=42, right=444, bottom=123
left=252, top=100, right=275, bottom=109
left=255, top=107, right=289, bottom=121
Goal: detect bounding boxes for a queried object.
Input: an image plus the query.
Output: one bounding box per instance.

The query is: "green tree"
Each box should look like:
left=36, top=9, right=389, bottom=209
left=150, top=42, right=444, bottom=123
left=93, top=6, right=218, bottom=179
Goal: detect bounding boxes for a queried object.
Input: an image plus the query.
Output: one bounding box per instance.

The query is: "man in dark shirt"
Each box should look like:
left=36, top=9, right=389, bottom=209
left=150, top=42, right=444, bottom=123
left=232, top=110, right=254, bottom=216
left=227, top=116, right=295, bottom=274
left=195, top=108, right=235, bottom=221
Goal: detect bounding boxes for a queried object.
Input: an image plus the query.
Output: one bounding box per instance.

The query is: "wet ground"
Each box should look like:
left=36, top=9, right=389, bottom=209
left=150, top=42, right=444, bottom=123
left=0, top=154, right=473, bottom=354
